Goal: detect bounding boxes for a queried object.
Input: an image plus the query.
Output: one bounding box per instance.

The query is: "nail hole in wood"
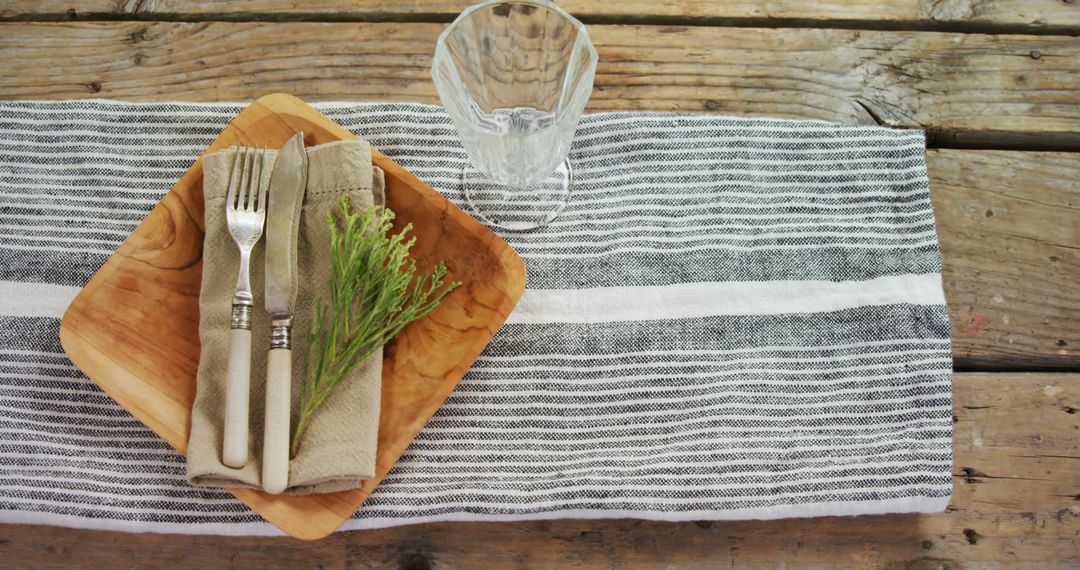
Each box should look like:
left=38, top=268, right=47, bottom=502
left=963, top=529, right=980, bottom=545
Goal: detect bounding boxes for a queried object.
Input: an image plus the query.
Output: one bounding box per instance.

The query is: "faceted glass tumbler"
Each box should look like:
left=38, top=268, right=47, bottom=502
left=432, top=0, right=598, bottom=231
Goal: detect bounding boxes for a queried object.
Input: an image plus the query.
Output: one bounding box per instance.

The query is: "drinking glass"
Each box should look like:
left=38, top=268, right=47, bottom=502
left=432, top=0, right=598, bottom=231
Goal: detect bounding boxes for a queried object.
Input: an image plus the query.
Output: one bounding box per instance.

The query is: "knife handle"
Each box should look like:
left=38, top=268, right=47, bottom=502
left=262, top=342, right=291, bottom=495
left=223, top=306, right=252, bottom=468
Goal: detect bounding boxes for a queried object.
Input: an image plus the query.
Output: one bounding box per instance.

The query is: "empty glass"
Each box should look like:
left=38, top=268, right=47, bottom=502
left=432, top=0, right=598, bottom=231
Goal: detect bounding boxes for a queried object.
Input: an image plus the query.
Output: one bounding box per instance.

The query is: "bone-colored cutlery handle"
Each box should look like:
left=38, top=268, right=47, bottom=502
left=222, top=323, right=252, bottom=468
left=262, top=347, right=291, bottom=494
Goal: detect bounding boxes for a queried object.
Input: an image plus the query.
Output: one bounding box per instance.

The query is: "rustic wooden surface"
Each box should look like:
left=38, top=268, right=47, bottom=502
left=4, top=0, right=1080, bottom=32
left=58, top=93, right=526, bottom=540
left=0, top=0, right=1078, bottom=567
left=1, top=373, right=1076, bottom=568
left=927, top=150, right=1079, bottom=370
left=2, top=21, right=1080, bottom=144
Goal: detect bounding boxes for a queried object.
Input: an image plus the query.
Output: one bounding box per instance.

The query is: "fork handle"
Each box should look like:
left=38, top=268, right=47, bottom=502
left=223, top=305, right=253, bottom=468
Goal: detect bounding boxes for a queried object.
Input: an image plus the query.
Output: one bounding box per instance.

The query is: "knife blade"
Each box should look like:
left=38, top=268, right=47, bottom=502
left=261, top=131, right=307, bottom=494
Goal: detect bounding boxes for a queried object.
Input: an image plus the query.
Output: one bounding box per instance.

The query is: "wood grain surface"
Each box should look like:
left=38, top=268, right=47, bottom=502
left=57, top=93, right=526, bottom=540
left=928, top=150, right=1079, bottom=370
left=4, top=0, right=1079, bottom=31
left=1, top=21, right=1078, bottom=140
left=1, top=372, right=1076, bottom=569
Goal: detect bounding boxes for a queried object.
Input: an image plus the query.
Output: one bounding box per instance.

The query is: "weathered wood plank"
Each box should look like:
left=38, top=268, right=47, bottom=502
left=1, top=372, right=1076, bottom=568
left=1, top=22, right=1077, bottom=138
left=2, top=0, right=1079, bottom=32
left=928, top=150, right=1079, bottom=370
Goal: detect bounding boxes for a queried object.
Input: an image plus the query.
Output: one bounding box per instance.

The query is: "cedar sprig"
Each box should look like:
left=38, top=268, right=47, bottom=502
left=291, top=197, right=461, bottom=456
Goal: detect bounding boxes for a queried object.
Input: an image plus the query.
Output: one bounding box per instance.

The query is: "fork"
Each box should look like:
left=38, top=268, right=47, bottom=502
left=223, top=145, right=269, bottom=469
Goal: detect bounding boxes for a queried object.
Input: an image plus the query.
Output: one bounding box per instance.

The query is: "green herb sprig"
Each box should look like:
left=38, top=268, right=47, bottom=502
left=291, top=197, right=461, bottom=456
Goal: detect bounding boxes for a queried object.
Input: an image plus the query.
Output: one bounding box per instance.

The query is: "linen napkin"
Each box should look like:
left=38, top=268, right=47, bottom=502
left=187, top=139, right=386, bottom=495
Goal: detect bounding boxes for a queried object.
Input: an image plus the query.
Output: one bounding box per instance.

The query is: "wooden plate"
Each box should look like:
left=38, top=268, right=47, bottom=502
left=58, top=93, right=526, bottom=540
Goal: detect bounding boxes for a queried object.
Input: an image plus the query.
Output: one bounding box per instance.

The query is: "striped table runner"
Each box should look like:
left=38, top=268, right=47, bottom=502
left=0, top=101, right=952, bottom=534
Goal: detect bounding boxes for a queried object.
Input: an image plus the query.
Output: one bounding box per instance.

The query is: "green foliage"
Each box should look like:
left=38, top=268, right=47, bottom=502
left=291, top=198, right=461, bottom=456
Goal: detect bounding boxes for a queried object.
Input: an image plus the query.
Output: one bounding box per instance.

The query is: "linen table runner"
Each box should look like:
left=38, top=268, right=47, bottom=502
left=0, top=101, right=952, bottom=534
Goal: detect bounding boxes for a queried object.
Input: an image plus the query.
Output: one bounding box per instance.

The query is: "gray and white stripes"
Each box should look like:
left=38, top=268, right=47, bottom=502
left=0, top=101, right=951, bottom=535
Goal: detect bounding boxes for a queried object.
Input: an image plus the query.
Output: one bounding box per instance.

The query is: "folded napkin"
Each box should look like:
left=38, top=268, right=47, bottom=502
left=187, top=139, right=386, bottom=495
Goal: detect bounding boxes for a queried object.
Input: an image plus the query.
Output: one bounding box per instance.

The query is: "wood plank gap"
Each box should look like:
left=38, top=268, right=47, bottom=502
left=927, top=129, right=1080, bottom=153
left=953, top=358, right=1080, bottom=373
left=3, top=10, right=1080, bottom=37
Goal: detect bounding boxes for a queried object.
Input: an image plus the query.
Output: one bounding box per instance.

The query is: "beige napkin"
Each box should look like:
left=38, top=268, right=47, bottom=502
left=187, top=140, right=385, bottom=495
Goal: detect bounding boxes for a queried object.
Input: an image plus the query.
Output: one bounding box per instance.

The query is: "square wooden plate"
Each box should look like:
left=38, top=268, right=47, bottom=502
left=59, top=93, right=526, bottom=540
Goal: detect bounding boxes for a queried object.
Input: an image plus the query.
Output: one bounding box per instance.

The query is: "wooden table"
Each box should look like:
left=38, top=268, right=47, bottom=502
left=1, top=1, right=1077, bottom=567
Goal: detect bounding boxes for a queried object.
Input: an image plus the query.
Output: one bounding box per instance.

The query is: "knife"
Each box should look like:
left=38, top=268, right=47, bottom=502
left=261, top=131, right=307, bottom=494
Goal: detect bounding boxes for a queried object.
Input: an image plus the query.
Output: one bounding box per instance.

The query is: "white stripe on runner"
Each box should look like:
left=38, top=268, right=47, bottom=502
left=0, top=494, right=245, bottom=512
left=0, top=139, right=208, bottom=151
left=0, top=404, right=139, bottom=423
left=0, top=511, right=278, bottom=537
left=435, top=394, right=949, bottom=422
left=473, top=338, right=951, bottom=362
left=2, top=427, right=167, bottom=444
left=411, top=423, right=950, bottom=449
left=343, top=495, right=948, bottom=530
left=0, top=104, right=239, bottom=117
left=0, top=372, right=97, bottom=383
left=0, top=281, right=81, bottom=319
left=0, top=160, right=186, bottom=172
left=571, top=141, right=928, bottom=159
left=0, top=234, right=123, bottom=247
left=517, top=241, right=941, bottom=258
left=571, top=156, right=927, bottom=174
left=372, top=472, right=951, bottom=499
left=342, top=496, right=950, bottom=530
left=0, top=349, right=70, bottom=358
left=576, top=133, right=924, bottom=152
left=493, top=220, right=939, bottom=241
left=537, top=210, right=935, bottom=227
left=420, top=416, right=948, bottom=437
left=510, top=230, right=940, bottom=249
left=446, top=379, right=951, bottom=405
left=0, top=206, right=146, bottom=225
left=492, top=198, right=932, bottom=218
left=399, top=438, right=951, bottom=462
left=431, top=403, right=952, bottom=425
left=507, top=273, right=946, bottom=325
left=0, top=492, right=943, bottom=527
left=1, top=395, right=124, bottom=410
left=0, top=463, right=187, bottom=481
left=0, top=117, right=234, bottom=129
left=0, top=439, right=178, bottom=455
left=6, top=474, right=211, bottom=493
left=393, top=458, right=955, bottom=483
left=0, top=360, right=79, bottom=371
left=0, top=224, right=133, bottom=237
left=363, top=484, right=950, bottom=511
left=0, top=452, right=182, bottom=468
left=0, top=201, right=152, bottom=215
left=471, top=188, right=935, bottom=207
left=0, top=414, right=153, bottom=432
left=458, top=370, right=950, bottom=399
left=0, top=243, right=115, bottom=256
left=467, top=353, right=949, bottom=374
